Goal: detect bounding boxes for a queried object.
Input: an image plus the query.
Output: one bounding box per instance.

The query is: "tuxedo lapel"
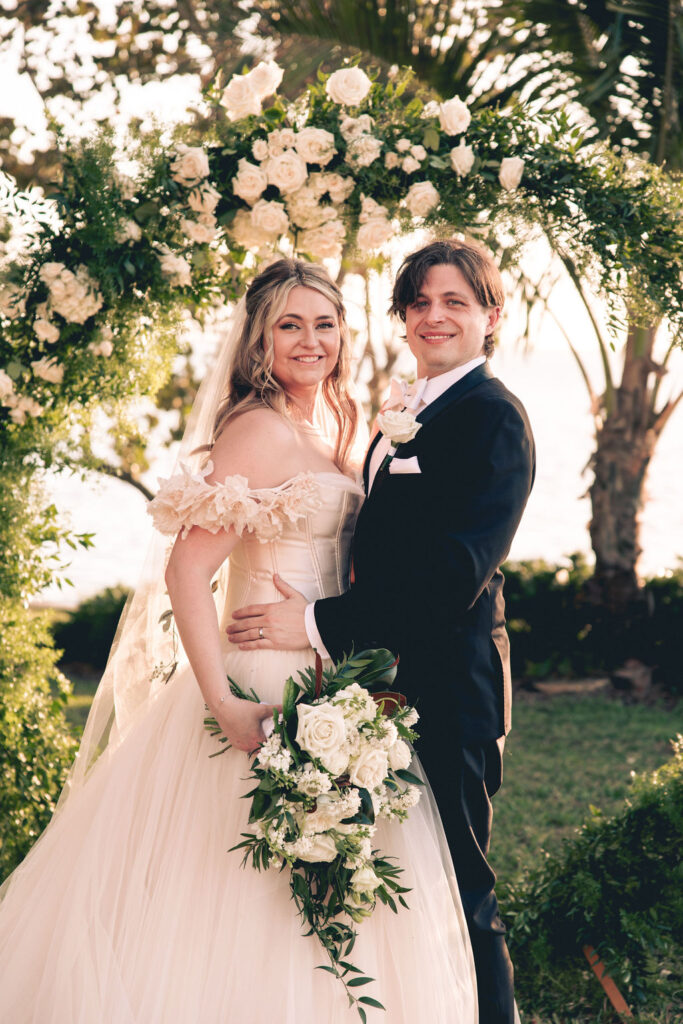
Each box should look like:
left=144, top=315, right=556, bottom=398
left=417, top=361, right=494, bottom=429
left=362, top=430, right=384, bottom=493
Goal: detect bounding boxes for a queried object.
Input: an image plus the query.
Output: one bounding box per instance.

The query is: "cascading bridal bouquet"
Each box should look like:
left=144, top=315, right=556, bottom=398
left=204, top=649, right=422, bottom=1021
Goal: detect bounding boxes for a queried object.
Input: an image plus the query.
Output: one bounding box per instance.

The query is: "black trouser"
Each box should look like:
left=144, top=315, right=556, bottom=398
left=421, top=737, right=514, bottom=1024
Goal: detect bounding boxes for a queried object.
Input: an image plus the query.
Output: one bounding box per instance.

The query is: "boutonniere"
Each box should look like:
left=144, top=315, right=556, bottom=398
left=375, top=409, right=422, bottom=472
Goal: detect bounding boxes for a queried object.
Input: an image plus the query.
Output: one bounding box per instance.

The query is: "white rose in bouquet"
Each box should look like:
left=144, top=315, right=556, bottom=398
left=357, top=217, right=393, bottom=251
left=438, top=96, right=471, bottom=135
left=220, top=73, right=262, bottom=121
left=303, top=791, right=360, bottom=834
left=376, top=408, right=423, bottom=445
left=296, top=703, right=348, bottom=775
left=251, top=199, right=290, bottom=237
left=402, top=155, right=420, bottom=174
left=404, top=181, right=440, bottom=218
left=297, top=832, right=338, bottom=863
left=388, top=739, right=412, bottom=772
left=248, top=60, right=284, bottom=100
left=181, top=217, right=217, bottom=244
left=294, top=127, right=337, bottom=167
left=396, top=138, right=411, bottom=153
left=298, top=220, right=346, bottom=260
left=339, top=114, right=375, bottom=142
left=385, top=152, right=400, bottom=169
left=316, top=172, right=354, bottom=205
left=31, top=357, right=63, bottom=384
left=252, top=138, right=269, bottom=162
left=450, top=140, right=475, bottom=177
left=402, top=707, right=419, bottom=728
left=267, top=128, right=297, bottom=157
left=350, top=865, right=382, bottom=893
left=359, top=195, right=388, bottom=222
left=411, top=144, right=427, bottom=161
left=334, top=682, right=377, bottom=724
left=325, top=67, right=372, bottom=106
left=346, top=134, right=382, bottom=168
left=170, top=145, right=209, bottom=186
left=115, top=219, right=142, bottom=244
left=33, top=318, right=59, bottom=344
left=232, top=158, right=268, bottom=205
left=0, top=282, right=26, bottom=319
left=187, top=183, right=221, bottom=215
left=158, top=250, right=192, bottom=288
left=265, top=150, right=308, bottom=194
left=0, top=370, right=15, bottom=400
left=499, top=156, right=525, bottom=191
left=349, top=747, right=389, bottom=792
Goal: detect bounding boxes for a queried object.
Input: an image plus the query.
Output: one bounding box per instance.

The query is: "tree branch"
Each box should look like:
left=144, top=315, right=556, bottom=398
left=95, top=463, right=155, bottom=502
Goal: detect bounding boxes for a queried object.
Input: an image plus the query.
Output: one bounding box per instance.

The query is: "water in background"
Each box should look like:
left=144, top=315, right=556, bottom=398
left=38, top=344, right=683, bottom=608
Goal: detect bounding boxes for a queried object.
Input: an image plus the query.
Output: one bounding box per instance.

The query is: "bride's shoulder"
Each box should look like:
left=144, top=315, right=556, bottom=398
left=208, top=407, right=296, bottom=489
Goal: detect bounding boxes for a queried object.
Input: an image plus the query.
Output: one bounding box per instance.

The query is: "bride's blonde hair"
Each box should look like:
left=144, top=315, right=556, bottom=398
left=208, top=258, right=358, bottom=471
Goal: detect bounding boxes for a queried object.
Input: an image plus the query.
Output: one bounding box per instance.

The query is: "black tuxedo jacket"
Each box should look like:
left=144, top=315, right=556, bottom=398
left=315, top=362, right=536, bottom=744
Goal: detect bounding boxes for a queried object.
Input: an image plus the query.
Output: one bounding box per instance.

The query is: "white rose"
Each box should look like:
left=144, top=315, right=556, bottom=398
left=410, top=144, right=427, bottom=161
left=388, top=739, right=412, bottom=772
left=0, top=282, right=26, bottom=319
left=252, top=139, right=269, bottom=162
left=346, top=134, right=383, bottom=168
left=38, top=262, right=65, bottom=287
left=350, top=865, right=382, bottom=893
left=0, top=370, right=15, bottom=400
left=359, top=195, right=388, bottom=222
left=250, top=199, right=289, bottom=236
left=294, top=127, right=337, bottom=167
left=298, top=220, right=346, bottom=260
left=376, top=408, right=422, bottom=445
left=220, top=74, right=262, bottom=121
left=421, top=99, right=440, bottom=119
left=9, top=394, right=43, bottom=423
left=187, top=183, right=221, bottom=215
left=438, top=96, right=471, bottom=135
left=296, top=703, right=348, bottom=774
left=181, top=217, right=217, bottom=244
left=33, top=318, right=59, bottom=344
left=402, top=155, right=420, bottom=174
left=499, top=156, right=525, bottom=191
left=115, top=219, right=142, bottom=243
left=170, top=145, right=210, bottom=187
left=297, top=832, right=338, bottom=863
left=229, top=209, right=272, bottom=251
left=404, top=181, right=440, bottom=218
left=385, top=152, right=400, bottom=169
left=158, top=250, right=192, bottom=287
left=302, top=793, right=347, bottom=833
left=325, top=67, right=372, bottom=106
left=317, top=172, right=354, bottom=204
left=402, top=708, right=419, bottom=728
left=396, top=138, right=411, bottom=153
left=31, top=357, right=63, bottom=384
left=267, top=128, right=297, bottom=157
left=287, top=186, right=336, bottom=228
left=45, top=265, right=103, bottom=324
left=357, top=217, right=393, bottom=251
left=248, top=60, right=283, bottom=100
left=89, top=339, right=114, bottom=357
left=265, top=150, right=308, bottom=194
left=348, top=747, right=389, bottom=792
left=232, top=157, right=268, bottom=205
left=450, top=140, right=475, bottom=177
left=339, top=114, right=374, bottom=142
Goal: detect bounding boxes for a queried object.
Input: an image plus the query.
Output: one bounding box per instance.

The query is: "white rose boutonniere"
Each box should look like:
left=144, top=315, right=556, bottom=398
left=375, top=408, right=423, bottom=472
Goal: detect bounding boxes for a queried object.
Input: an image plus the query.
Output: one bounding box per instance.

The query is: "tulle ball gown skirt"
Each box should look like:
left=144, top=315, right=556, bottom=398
left=0, top=647, right=478, bottom=1022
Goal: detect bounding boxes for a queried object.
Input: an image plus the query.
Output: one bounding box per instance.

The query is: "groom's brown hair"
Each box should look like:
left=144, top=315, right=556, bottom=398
left=390, top=239, right=504, bottom=356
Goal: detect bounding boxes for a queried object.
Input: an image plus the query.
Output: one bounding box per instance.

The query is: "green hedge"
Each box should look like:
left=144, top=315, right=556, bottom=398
left=504, top=739, right=683, bottom=1019
left=0, top=601, right=78, bottom=883
left=51, top=585, right=129, bottom=670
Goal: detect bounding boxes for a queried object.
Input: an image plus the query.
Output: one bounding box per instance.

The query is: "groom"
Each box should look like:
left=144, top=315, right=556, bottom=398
left=227, top=239, right=535, bottom=1024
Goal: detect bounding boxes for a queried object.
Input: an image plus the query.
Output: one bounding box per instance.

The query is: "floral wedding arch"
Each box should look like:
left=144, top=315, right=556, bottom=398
left=0, top=60, right=681, bottom=575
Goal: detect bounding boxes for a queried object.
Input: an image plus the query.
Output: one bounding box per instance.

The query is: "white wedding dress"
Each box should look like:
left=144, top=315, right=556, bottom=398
left=0, top=468, right=478, bottom=1023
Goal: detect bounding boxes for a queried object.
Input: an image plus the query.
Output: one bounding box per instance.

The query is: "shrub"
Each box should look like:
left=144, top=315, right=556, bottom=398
left=503, top=739, right=683, bottom=1019
left=0, top=600, right=78, bottom=883
left=51, top=585, right=129, bottom=670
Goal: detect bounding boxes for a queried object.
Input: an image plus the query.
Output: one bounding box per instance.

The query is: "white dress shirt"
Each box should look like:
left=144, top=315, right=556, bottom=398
left=304, top=356, right=487, bottom=656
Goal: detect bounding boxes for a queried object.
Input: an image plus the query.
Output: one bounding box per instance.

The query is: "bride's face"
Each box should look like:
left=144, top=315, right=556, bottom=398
left=270, top=286, right=341, bottom=393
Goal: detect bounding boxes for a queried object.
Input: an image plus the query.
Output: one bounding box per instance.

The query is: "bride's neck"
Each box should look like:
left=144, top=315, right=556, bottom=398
left=285, top=386, right=319, bottom=425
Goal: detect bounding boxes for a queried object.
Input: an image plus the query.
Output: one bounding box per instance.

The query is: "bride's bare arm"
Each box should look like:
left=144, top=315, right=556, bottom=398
left=164, top=410, right=298, bottom=751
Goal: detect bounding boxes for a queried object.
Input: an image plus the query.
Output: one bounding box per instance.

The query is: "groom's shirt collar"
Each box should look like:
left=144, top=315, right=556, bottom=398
left=417, top=355, right=486, bottom=411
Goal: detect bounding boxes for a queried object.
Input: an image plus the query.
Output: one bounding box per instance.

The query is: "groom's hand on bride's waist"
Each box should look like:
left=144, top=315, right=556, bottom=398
left=226, top=574, right=310, bottom=650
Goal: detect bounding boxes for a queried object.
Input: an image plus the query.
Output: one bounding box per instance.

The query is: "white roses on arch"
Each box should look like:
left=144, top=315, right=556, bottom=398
left=325, top=67, right=372, bottom=106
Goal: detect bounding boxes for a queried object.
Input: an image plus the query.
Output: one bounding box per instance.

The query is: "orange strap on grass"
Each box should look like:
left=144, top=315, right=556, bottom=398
left=583, top=945, right=633, bottom=1017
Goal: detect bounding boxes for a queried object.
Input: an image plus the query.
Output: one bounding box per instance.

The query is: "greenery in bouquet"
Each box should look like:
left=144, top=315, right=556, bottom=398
left=204, top=648, right=423, bottom=1020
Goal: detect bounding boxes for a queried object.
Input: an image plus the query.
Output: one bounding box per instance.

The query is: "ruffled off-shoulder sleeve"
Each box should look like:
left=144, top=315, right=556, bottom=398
left=147, top=461, right=322, bottom=542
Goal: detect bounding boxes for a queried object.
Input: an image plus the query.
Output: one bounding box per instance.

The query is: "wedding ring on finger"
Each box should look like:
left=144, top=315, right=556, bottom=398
left=258, top=626, right=264, bottom=640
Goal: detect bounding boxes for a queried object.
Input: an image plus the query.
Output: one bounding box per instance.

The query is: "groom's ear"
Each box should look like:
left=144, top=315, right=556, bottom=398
left=485, top=307, right=501, bottom=336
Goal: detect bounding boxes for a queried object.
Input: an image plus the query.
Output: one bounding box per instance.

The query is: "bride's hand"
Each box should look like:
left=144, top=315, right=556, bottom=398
left=214, top=698, right=280, bottom=753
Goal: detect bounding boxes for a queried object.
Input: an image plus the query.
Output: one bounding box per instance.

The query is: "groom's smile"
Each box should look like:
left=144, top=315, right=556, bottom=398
left=405, top=263, right=500, bottom=378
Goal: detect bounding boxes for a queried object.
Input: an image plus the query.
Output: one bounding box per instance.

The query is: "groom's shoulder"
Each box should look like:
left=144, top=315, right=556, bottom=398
left=448, top=371, right=530, bottom=427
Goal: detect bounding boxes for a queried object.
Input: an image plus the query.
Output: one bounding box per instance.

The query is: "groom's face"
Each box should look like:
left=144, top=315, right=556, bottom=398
left=404, top=263, right=500, bottom=379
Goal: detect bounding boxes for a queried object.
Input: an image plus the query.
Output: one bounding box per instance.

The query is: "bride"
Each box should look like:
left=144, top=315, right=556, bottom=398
left=0, top=257, right=478, bottom=1022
